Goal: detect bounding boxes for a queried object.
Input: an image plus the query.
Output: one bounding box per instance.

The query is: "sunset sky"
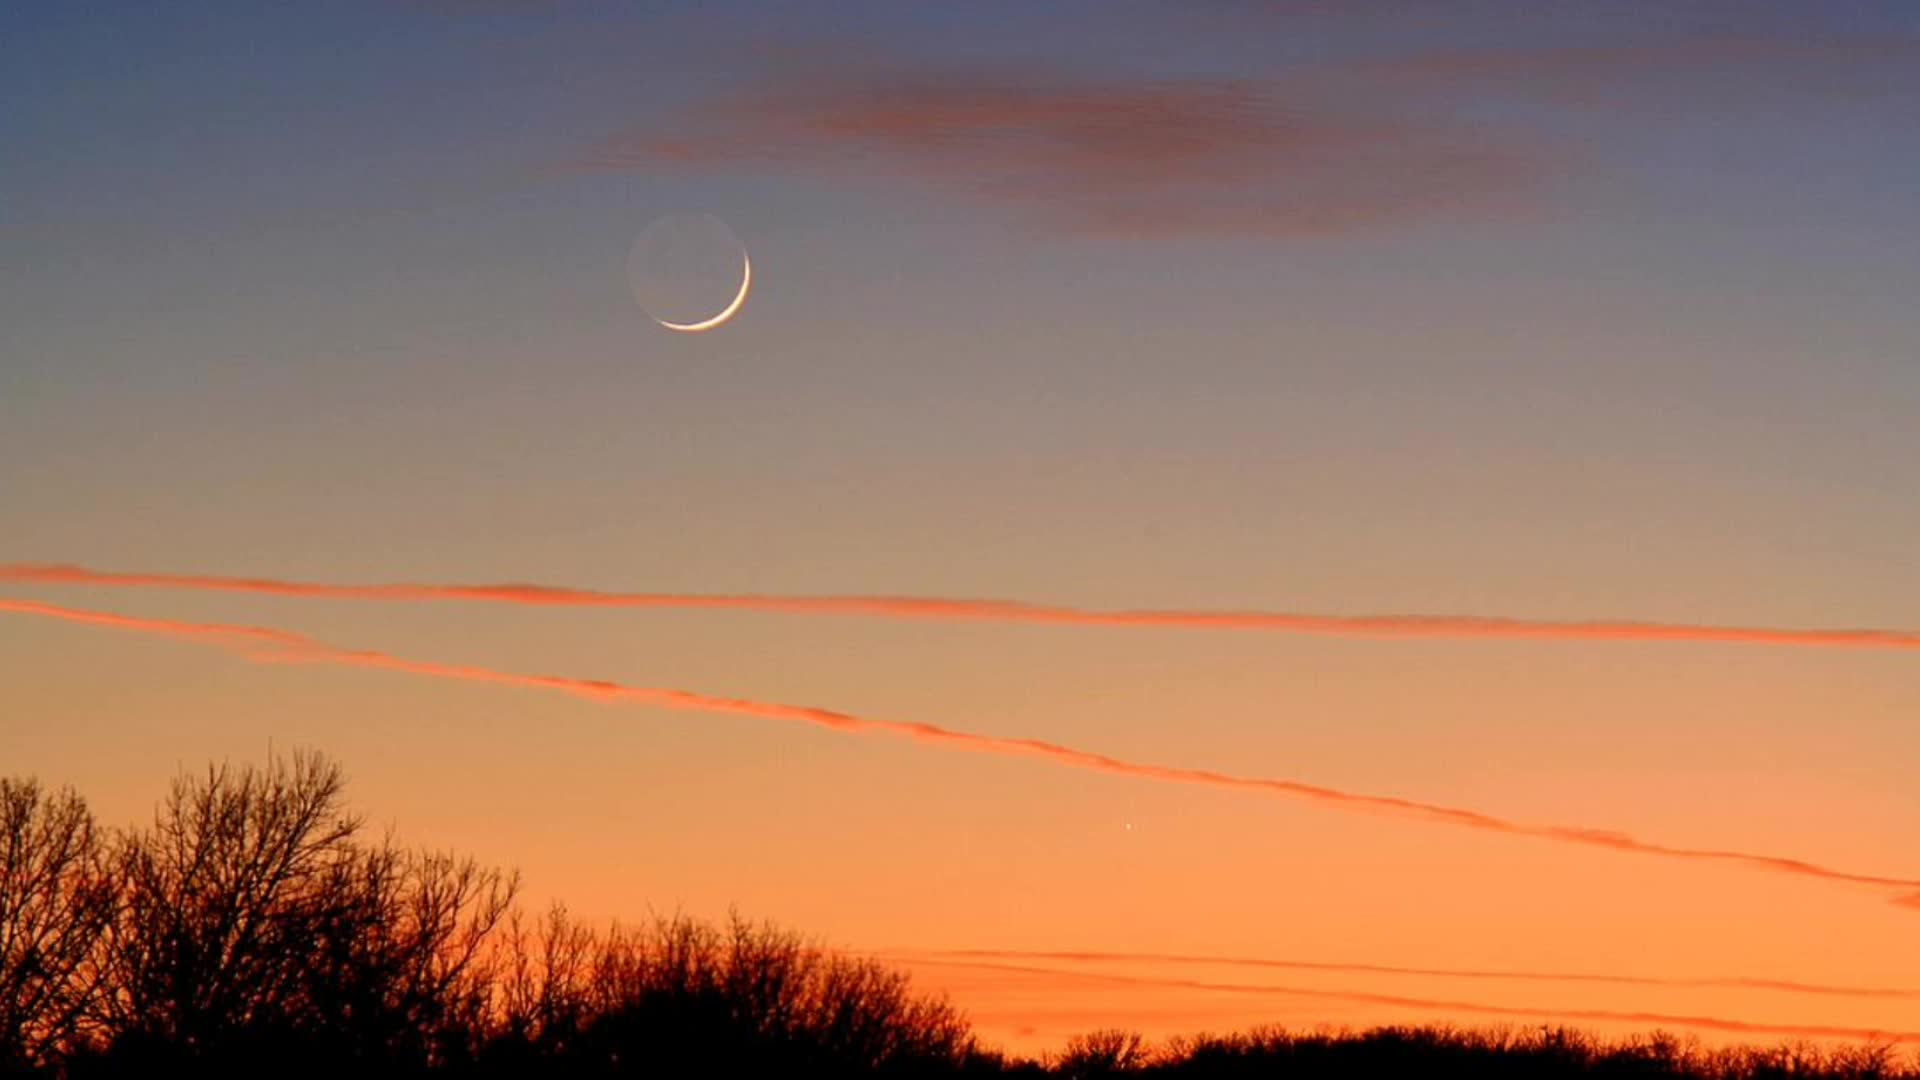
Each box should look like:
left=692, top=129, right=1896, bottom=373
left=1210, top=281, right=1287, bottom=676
left=4, top=0, right=1920, bottom=1054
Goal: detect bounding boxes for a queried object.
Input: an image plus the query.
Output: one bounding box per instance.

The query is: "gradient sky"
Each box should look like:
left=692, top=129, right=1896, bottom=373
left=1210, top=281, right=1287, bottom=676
left=4, top=0, right=1920, bottom=1054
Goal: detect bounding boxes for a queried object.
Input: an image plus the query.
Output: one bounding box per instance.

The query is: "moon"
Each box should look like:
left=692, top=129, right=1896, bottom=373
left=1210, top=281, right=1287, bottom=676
left=628, top=212, right=751, bottom=334
left=656, top=252, right=750, bottom=333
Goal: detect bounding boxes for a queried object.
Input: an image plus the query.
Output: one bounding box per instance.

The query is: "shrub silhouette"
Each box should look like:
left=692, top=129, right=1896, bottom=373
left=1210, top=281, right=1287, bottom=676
left=485, top=906, right=981, bottom=1077
left=1055, top=1029, right=1149, bottom=1076
left=1143, top=1025, right=1910, bottom=1079
left=4, top=751, right=1919, bottom=1079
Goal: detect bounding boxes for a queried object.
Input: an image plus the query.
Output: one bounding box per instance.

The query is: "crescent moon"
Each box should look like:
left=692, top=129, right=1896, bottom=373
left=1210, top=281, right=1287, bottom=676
left=656, top=252, right=750, bottom=333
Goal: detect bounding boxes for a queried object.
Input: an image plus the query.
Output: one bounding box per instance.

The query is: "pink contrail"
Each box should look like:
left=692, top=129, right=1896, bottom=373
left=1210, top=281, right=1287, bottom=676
left=891, top=956, right=1920, bottom=1045
left=5, top=596, right=1919, bottom=908
left=5, top=562, right=1919, bottom=652
left=890, top=948, right=1920, bottom=1001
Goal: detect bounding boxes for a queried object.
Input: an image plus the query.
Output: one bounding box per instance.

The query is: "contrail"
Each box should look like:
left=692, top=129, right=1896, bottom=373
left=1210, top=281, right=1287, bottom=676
left=890, top=948, right=1920, bottom=1001
left=0, top=598, right=312, bottom=651
left=5, top=596, right=1919, bottom=909
left=6, top=562, right=1919, bottom=653
left=888, top=956, right=1920, bottom=1045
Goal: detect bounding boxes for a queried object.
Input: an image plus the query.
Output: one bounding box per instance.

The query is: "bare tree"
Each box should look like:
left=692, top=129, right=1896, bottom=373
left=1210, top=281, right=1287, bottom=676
left=492, top=903, right=598, bottom=1056
left=323, top=845, right=517, bottom=1065
left=0, top=779, right=117, bottom=1070
left=97, top=750, right=362, bottom=1051
left=92, top=750, right=516, bottom=1070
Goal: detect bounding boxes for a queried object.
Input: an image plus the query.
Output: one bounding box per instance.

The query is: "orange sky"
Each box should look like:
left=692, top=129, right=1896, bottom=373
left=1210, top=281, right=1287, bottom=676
left=4, top=581, right=1918, bottom=1053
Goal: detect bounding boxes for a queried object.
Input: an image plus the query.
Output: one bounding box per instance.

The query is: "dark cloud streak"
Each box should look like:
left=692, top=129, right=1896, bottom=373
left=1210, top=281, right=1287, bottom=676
left=569, top=67, right=1553, bottom=237
left=560, top=18, right=1915, bottom=238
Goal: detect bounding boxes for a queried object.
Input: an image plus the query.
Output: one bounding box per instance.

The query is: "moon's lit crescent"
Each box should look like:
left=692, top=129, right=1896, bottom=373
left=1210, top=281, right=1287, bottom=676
left=657, top=252, right=750, bottom=333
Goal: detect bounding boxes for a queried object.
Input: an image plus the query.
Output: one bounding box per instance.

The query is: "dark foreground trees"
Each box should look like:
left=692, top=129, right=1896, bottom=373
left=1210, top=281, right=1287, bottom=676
left=1138, top=1026, right=1911, bottom=1080
left=1, top=751, right=981, bottom=1078
left=82, top=753, right=514, bottom=1074
left=1, top=779, right=116, bottom=1071
left=4, top=751, right=1916, bottom=1079
left=484, top=906, right=983, bottom=1078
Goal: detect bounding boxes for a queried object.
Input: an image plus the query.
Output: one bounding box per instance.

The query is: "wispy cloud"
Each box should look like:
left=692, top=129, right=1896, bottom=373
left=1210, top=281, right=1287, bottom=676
left=5, top=595, right=1918, bottom=907
left=888, top=956, right=1920, bottom=1045
left=568, top=66, right=1549, bottom=237
left=892, top=948, right=1920, bottom=1001
left=7, top=563, right=1919, bottom=653
left=560, top=24, right=1915, bottom=237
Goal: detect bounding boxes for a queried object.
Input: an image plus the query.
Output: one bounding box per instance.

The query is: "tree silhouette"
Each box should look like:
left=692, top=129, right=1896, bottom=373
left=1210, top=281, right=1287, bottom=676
left=0, top=780, right=116, bottom=1073
left=85, top=751, right=515, bottom=1074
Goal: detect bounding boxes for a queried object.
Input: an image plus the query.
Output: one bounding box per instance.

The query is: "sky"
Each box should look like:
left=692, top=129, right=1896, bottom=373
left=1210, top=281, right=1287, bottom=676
left=4, top=0, right=1920, bottom=1055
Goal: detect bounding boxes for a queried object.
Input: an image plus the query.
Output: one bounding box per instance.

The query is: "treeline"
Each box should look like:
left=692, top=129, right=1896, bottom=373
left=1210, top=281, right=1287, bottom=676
left=3, top=753, right=1914, bottom=1079
left=0, top=753, right=979, bottom=1077
left=1052, top=1027, right=1914, bottom=1080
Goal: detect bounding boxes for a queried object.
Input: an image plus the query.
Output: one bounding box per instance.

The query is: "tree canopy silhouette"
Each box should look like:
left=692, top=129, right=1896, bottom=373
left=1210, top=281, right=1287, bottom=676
left=2, top=779, right=115, bottom=1071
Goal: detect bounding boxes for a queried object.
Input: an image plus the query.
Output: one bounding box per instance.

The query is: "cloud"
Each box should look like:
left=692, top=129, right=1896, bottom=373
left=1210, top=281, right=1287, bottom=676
left=4, top=594, right=1919, bottom=907
left=889, top=956, right=1920, bottom=1045
left=558, top=20, right=1916, bottom=238
left=892, top=948, right=1920, bottom=1001
left=6, top=563, right=1920, bottom=654
left=567, top=66, right=1551, bottom=237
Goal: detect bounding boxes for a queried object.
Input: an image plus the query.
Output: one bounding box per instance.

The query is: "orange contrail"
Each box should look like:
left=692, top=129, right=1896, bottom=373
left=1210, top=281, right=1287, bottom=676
left=889, top=956, right=1920, bottom=1045
left=5, top=562, right=1919, bottom=652
left=0, top=598, right=312, bottom=651
left=891, top=948, right=1920, bottom=1001
left=5, top=596, right=1919, bottom=908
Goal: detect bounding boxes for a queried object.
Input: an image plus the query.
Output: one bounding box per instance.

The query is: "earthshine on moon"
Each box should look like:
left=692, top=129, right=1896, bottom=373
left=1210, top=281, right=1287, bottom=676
left=628, top=212, right=751, bottom=334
